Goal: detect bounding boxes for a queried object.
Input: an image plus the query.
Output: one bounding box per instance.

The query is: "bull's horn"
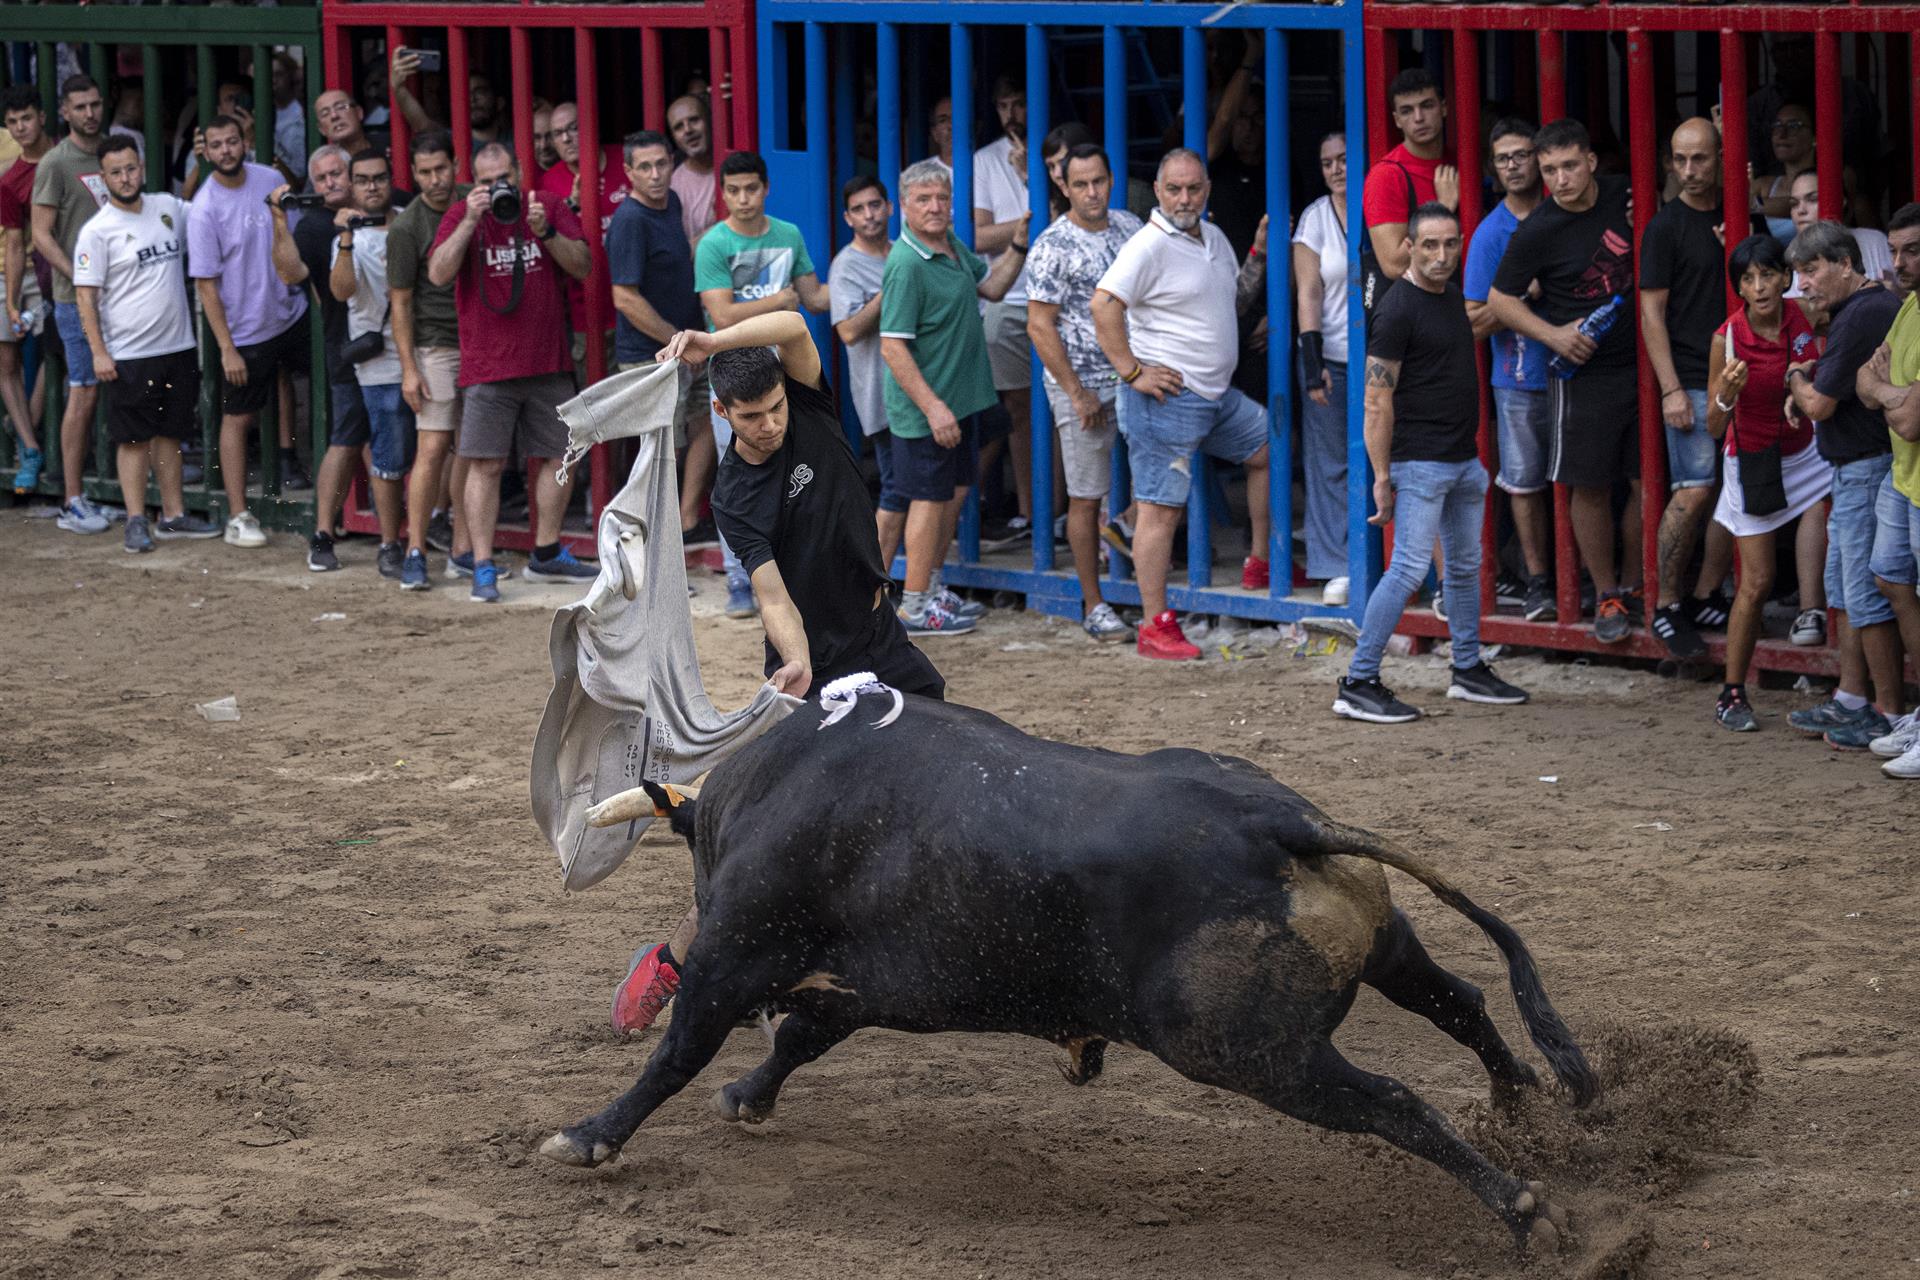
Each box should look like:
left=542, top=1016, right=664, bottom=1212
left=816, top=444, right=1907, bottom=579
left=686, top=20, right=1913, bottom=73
left=585, top=783, right=698, bottom=828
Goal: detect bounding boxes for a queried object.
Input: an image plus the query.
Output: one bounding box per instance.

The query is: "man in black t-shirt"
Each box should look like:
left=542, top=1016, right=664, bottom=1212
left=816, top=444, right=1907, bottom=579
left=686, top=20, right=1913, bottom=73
left=1488, top=118, right=1643, bottom=646
left=1640, top=118, right=1736, bottom=659
left=1335, top=203, right=1527, bottom=725
left=672, top=308, right=944, bottom=701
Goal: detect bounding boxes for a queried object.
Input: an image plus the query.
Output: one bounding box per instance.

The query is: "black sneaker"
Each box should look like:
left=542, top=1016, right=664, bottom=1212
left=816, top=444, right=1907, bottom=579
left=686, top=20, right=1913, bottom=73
left=982, top=516, right=1033, bottom=551
left=1332, top=676, right=1422, bottom=724
left=1651, top=602, right=1707, bottom=659
left=1101, top=519, right=1134, bottom=567
left=1690, top=590, right=1732, bottom=631
left=1495, top=572, right=1528, bottom=607
left=1523, top=574, right=1557, bottom=622
left=425, top=510, right=454, bottom=553
left=377, top=540, right=405, bottom=579
left=280, top=455, right=313, bottom=491
left=1594, top=593, right=1633, bottom=643
left=1716, top=685, right=1758, bottom=732
left=306, top=531, right=341, bottom=573
left=681, top=517, right=719, bottom=550
left=1447, top=660, right=1529, bottom=705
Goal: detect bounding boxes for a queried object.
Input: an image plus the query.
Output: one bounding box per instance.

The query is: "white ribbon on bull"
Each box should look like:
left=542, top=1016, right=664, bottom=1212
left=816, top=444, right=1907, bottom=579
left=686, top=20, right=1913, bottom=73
left=529, top=360, right=800, bottom=891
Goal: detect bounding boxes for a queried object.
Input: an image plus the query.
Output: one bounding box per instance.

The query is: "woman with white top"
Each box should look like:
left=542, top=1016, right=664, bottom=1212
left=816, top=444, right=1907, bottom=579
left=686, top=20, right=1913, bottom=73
left=1292, top=131, right=1351, bottom=605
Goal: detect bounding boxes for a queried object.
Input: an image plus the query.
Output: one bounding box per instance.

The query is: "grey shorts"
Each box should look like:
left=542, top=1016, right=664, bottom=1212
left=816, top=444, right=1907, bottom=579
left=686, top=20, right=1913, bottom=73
left=1043, top=379, right=1116, bottom=501
left=457, top=372, right=572, bottom=461
left=982, top=300, right=1032, bottom=391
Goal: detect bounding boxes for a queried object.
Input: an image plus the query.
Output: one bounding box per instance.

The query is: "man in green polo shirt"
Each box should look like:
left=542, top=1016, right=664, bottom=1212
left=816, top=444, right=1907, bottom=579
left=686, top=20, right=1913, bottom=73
left=879, top=159, right=1027, bottom=636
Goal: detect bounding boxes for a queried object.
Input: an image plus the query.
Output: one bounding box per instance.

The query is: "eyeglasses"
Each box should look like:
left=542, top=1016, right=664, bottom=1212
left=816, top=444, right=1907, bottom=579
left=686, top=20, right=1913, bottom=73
left=1492, top=149, right=1535, bottom=168
left=352, top=173, right=390, bottom=186
left=555, top=124, right=580, bottom=139
left=1771, top=119, right=1810, bottom=135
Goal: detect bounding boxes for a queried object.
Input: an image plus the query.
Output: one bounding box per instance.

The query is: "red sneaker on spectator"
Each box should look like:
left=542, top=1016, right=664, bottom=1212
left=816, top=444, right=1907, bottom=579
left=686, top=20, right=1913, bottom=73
left=1241, top=555, right=1270, bottom=591
left=1137, top=610, right=1201, bottom=661
left=610, top=942, right=681, bottom=1035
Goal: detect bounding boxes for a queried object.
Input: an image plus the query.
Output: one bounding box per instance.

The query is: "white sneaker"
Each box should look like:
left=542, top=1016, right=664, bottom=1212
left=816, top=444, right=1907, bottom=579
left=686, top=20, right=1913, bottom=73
left=1884, top=741, right=1920, bottom=779
left=224, top=510, right=267, bottom=548
left=1870, top=709, right=1920, bottom=759
left=1789, top=608, right=1826, bottom=647
left=1082, top=601, right=1133, bottom=643
left=55, top=496, right=110, bottom=534
left=1322, top=576, right=1350, bottom=606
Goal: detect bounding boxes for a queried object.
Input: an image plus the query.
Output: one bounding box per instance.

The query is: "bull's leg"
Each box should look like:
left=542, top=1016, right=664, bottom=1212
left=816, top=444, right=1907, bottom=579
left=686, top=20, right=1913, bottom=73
left=1253, top=1040, right=1569, bottom=1254
left=714, top=1012, right=851, bottom=1124
left=1361, top=911, right=1539, bottom=1104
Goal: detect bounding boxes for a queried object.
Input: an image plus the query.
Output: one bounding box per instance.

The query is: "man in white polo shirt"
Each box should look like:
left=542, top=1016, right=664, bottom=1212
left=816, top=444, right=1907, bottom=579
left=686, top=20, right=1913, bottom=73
left=1092, top=147, right=1272, bottom=661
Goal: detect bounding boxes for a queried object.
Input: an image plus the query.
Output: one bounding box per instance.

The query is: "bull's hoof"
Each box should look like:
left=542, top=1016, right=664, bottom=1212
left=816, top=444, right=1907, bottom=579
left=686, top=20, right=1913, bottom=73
left=1056, top=1037, right=1107, bottom=1087
left=1513, top=1180, right=1571, bottom=1256
left=538, top=1127, right=622, bottom=1168
left=712, top=1085, right=774, bottom=1125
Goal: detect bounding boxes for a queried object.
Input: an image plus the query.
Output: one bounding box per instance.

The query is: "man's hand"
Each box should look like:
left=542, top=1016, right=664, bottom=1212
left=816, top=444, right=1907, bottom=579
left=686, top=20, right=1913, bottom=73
left=1307, top=366, right=1332, bottom=407
left=1130, top=364, right=1184, bottom=402
left=391, top=46, right=423, bottom=84
left=1433, top=165, right=1460, bottom=210
left=1545, top=321, right=1597, bottom=366
left=268, top=183, right=292, bottom=219
left=1369, top=475, right=1395, bottom=527
left=191, top=127, right=207, bottom=169
left=1251, top=214, right=1269, bottom=259
left=770, top=658, right=811, bottom=697
left=1787, top=358, right=1816, bottom=384
left=1661, top=386, right=1694, bottom=430
left=462, top=184, right=490, bottom=226
left=1067, top=385, right=1107, bottom=432
left=230, top=105, right=256, bottom=150
left=333, top=205, right=357, bottom=228
left=4, top=301, right=20, bottom=336
left=1864, top=342, right=1893, bottom=388
left=526, top=195, right=550, bottom=239
left=94, top=353, right=118, bottom=383
left=402, top=365, right=429, bottom=413
left=1248, top=314, right=1269, bottom=356
left=220, top=344, right=248, bottom=387
left=927, top=399, right=961, bottom=448
left=659, top=328, right=717, bottom=367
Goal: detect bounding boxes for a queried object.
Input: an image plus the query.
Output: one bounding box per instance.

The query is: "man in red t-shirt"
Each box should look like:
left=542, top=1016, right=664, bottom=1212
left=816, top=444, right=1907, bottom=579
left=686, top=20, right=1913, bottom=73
left=0, top=86, right=50, bottom=489
left=427, top=141, right=596, bottom=601
left=1362, top=69, right=1460, bottom=281
left=536, top=102, right=626, bottom=371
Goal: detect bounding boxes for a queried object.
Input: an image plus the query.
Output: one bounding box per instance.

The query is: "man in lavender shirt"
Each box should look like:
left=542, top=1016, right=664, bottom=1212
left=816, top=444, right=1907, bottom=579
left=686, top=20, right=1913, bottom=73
left=188, top=113, right=311, bottom=548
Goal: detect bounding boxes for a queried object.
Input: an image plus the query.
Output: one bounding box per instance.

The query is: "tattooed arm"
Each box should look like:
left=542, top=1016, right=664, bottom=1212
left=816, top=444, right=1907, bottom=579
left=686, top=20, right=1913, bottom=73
left=1363, top=355, right=1401, bottom=526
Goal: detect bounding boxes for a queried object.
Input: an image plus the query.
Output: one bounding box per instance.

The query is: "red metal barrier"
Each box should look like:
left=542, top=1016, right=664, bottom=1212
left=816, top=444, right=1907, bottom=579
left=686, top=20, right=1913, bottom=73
left=1369, top=5, right=1920, bottom=677
left=321, top=2, right=752, bottom=554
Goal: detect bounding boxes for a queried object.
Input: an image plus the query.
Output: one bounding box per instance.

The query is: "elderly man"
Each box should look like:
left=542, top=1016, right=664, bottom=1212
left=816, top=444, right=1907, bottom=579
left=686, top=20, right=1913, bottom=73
left=1091, top=148, right=1273, bottom=661
left=667, top=95, right=718, bottom=245
left=537, top=101, right=625, bottom=374
left=878, top=158, right=1027, bottom=637
left=313, top=88, right=377, bottom=163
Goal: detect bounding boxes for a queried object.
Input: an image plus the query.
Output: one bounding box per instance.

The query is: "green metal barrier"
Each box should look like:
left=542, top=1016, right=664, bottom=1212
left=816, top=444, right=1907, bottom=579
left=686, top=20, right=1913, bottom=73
left=2, top=5, right=326, bottom=534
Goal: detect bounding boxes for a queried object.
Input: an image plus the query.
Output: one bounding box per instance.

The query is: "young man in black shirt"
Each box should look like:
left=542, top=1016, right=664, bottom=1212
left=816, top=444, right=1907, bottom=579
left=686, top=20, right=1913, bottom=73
left=671, top=308, right=945, bottom=701
left=1640, top=117, right=1736, bottom=658
left=609, top=309, right=945, bottom=1039
left=1334, top=203, right=1527, bottom=724
left=1488, top=118, right=1643, bottom=645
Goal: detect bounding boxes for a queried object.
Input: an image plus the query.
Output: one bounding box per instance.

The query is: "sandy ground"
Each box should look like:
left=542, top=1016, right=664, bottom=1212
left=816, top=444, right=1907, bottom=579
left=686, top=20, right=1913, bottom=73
left=3, top=508, right=1916, bottom=1280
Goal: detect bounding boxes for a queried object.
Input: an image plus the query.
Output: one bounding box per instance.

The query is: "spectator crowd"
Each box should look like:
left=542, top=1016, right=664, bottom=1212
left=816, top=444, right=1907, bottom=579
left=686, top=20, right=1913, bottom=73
left=5, top=38, right=1920, bottom=782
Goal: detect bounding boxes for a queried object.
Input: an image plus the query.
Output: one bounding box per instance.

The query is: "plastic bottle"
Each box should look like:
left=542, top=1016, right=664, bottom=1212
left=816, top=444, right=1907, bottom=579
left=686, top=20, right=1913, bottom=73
left=1547, top=294, right=1624, bottom=380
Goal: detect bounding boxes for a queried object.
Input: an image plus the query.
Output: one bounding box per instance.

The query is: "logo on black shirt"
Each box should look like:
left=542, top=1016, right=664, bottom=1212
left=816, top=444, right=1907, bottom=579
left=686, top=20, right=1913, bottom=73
left=787, top=462, right=814, bottom=499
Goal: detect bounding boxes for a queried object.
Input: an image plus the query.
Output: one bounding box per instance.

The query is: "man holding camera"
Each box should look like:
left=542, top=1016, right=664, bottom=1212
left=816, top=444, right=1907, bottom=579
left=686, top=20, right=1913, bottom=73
left=427, top=141, right=596, bottom=602
left=189, top=113, right=311, bottom=549
left=328, top=149, right=412, bottom=578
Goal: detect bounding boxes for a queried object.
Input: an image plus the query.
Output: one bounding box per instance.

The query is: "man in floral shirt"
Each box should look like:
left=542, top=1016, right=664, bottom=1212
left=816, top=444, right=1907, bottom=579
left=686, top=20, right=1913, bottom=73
left=1025, top=143, right=1142, bottom=643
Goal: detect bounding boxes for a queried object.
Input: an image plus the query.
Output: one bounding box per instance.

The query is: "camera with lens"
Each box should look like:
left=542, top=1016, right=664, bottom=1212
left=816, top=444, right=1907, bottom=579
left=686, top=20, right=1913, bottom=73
left=487, top=179, right=522, bottom=224
left=274, top=191, right=329, bottom=212
left=346, top=214, right=387, bottom=231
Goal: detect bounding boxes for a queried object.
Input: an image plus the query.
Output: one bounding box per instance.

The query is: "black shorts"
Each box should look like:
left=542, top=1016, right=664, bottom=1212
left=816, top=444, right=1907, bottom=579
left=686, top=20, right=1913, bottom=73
left=889, top=411, right=983, bottom=503
left=106, top=349, right=201, bottom=446
left=1548, top=366, right=1640, bottom=489
left=327, top=379, right=369, bottom=449
left=222, top=313, right=310, bottom=416
left=795, top=604, right=947, bottom=702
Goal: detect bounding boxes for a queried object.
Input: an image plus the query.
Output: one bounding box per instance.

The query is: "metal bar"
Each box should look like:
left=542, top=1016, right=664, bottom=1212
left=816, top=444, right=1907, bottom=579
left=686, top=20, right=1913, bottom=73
left=1535, top=28, right=1579, bottom=626
left=142, top=43, right=164, bottom=194
left=1538, top=30, right=1566, bottom=122
left=1364, top=25, right=1390, bottom=169
left=1815, top=31, right=1842, bottom=222
left=1264, top=29, right=1292, bottom=600
left=1454, top=27, right=1494, bottom=618
left=1721, top=30, right=1752, bottom=312
left=1911, top=35, right=1920, bottom=203
left=1102, top=26, right=1126, bottom=207
left=1628, top=28, right=1664, bottom=606
left=510, top=26, right=536, bottom=185
left=575, top=24, right=609, bottom=392
left=805, top=20, right=832, bottom=300
left=1181, top=25, right=1210, bottom=591
left=877, top=22, right=902, bottom=236
left=731, top=15, right=757, bottom=152
left=1345, top=21, right=1373, bottom=618
left=1027, top=22, right=1055, bottom=576
left=323, top=22, right=349, bottom=98
left=950, top=24, right=974, bottom=251
left=1367, top=5, right=1920, bottom=35
left=6, top=8, right=324, bottom=40
left=253, top=46, right=274, bottom=167
left=88, top=43, right=111, bottom=91
left=448, top=24, right=471, bottom=180
left=708, top=27, right=733, bottom=171
left=641, top=29, right=665, bottom=133
left=321, top=4, right=738, bottom=31
left=834, top=25, right=857, bottom=246
left=39, top=43, right=57, bottom=121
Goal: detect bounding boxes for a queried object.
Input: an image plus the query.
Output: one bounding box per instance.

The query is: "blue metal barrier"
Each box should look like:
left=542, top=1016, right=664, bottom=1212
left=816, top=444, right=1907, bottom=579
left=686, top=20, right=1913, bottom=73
left=757, top=1, right=1374, bottom=625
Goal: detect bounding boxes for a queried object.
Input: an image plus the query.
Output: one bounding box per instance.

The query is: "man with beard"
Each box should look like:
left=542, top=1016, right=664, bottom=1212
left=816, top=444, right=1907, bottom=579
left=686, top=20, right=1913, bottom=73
left=666, top=95, right=718, bottom=245
left=72, top=136, right=219, bottom=551
left=30, top=75, right=112, bottom=534
left=1, top=85, right=50, bottom=493
left=189, top=113, right=311, bottom=550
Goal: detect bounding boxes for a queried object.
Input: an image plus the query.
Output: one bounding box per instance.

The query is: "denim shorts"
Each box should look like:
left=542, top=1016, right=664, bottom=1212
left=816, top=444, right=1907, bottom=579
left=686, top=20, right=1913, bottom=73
left=1666, top=390, right=1720, bottom=491
left=1115, top=385, right=1268, bottom=508
left=1492, top=386, right=1549, bottom=494
left=1824, top=453, right=1894, bottom=626
left=1869, top=468, right=1920, bottom=587
left=54, top=301, right=96, bottom=388
left=360, top=382, right=418, bottom=481
left=889, top=412, right=982, bottom=502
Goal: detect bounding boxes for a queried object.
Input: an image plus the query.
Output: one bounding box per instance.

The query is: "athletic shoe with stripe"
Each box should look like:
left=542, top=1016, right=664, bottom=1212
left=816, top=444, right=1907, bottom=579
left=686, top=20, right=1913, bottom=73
left=1333, top=676, right=1421, bottom=724
left=611, top=942, right=681, bottom=1036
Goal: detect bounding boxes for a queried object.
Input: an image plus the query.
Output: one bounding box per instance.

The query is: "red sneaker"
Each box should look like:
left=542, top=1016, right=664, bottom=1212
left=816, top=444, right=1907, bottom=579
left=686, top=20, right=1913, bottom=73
left=1137, top=610, right=1201, bottom=661
left=1241, top=555, right=1270, bottom=591
left=610, top=942, right=681, bottom=1035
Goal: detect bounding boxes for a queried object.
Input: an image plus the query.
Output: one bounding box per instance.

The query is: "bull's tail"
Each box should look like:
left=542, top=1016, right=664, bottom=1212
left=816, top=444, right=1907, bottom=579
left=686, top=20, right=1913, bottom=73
left=1297, top=815, right=1599, bottom=1107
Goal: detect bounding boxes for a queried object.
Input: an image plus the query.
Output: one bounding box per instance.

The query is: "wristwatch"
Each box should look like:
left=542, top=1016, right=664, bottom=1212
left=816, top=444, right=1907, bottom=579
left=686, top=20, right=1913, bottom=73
left=1787, top=367, right=1809, bottom=384
left=537, top=226, right=557, bottom=242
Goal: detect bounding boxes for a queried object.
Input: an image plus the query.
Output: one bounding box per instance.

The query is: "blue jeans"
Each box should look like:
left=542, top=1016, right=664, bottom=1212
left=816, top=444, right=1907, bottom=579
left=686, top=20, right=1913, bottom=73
left=1665, top=390, right=1719, bottom=491
left=1824, top=453, right=1894, bottom=627
left=1869, top=468, right=1919, bottom=586
left=1350, top=459, right=1489, bottom=681
left=54, top=301, right=96, bottom=388
left=1300, top=360, right=1348, bottom=579
left=360, top=382, right=418, bottom=481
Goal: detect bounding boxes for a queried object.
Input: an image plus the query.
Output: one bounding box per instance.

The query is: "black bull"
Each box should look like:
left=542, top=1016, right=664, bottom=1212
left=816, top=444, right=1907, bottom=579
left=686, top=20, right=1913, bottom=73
left=541, top=690, right=1597, bottom=1252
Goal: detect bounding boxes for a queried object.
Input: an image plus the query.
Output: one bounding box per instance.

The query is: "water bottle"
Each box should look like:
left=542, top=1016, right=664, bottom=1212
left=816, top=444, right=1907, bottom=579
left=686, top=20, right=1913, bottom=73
left=11, top=299, right=51, bottom=338
left=1547, top=294, right=1624, bottom=380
